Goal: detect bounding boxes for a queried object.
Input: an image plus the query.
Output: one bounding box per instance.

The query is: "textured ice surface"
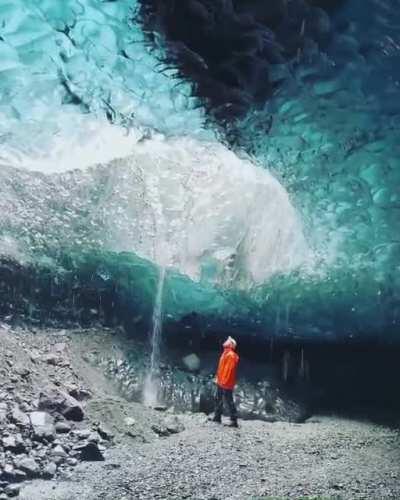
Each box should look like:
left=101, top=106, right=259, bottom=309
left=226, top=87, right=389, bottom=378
left=1, top=0, right=399, bottom=340
left=0, top=136, right=309, bottom=288
left=0, top=0, right=210, bottom=171
left=0, top=0, right=309, bottom=290
left=236, top=0, right=400, bottom=283
left=219, top=0, right=400, bottom=339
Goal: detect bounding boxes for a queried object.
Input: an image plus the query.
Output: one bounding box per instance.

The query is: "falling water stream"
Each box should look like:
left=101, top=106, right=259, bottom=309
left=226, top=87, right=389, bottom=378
left=143, top=266, right=166, bottom=406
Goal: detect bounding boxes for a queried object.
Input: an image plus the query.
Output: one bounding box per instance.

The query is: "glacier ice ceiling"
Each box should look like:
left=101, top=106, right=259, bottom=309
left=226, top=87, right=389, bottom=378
left=0, top=0, right=399, bottom=341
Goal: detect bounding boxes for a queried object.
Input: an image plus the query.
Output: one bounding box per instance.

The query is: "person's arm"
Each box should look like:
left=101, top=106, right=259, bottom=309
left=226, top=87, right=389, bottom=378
left=214, top=354, right=223, bottom=383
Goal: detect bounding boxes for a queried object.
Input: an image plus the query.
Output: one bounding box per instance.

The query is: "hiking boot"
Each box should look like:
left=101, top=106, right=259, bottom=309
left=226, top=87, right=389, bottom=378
left=225, top=420, right=239, bottom=428
left=208, top=416, right=221, bottom=424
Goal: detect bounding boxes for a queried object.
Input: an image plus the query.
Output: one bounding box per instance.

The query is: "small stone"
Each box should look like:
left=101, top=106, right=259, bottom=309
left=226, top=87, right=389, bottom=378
left=29, top=412, right=55, bottom=441
left=16, top=368, right=30, bottom=379
left=50, top=445, right=67, bottom=459
left=55, top=421, right=71, bottom=434
left=88, top=432, right=100, bottom=443
left=68, top=387, right=92, bottom=402
left=15, top=457, right=40, bottom=477
left=153, top=406, right=167, bottom=412
left=30, top=353, right=39, bottom=364
left=123, top=417, right=136, bottom=427
left=43, top=354, right=60, bottom=366
left=4, top=484, right=20, bottom=498
left=2, top=436, right=14, bottom=450
left=103, top=463, right=121, bottom=470
left=74, top=429, right=91, bottom=440
left=42, top=462, right=57, bottom=478
left=74, top=442, right=104, bottom=462
left=10, top=407, right=30, bottom=428
left=2, top=464, right=15, bottom=481
left=151, top=424, right=170, bottom=437
left=96, top=424, right=113, bottom=441
left=164, top=416, right=185, bottom=434
left=2, top=435, right=25, bottom=454
left=53, top=343, right=67, bottom=353
left=62, top=403, right=84, bottom=423
left=13, top=469, right=27, bottom=482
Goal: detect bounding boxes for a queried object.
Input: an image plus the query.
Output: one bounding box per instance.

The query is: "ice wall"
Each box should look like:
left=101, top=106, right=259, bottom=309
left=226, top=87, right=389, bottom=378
left=239, top=0, right=400, bottom=275
left=1, top=0, right=399, bottom=341
left=0, top=0, right=308, bottom=293
left=230, top=0, right=400, bottom=339
left=0, top=137, right=309, bottom=288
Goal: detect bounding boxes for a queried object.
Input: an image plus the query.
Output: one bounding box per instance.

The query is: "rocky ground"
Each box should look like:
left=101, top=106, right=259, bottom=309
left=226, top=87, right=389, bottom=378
left=1, top=325, right=400, bottom=500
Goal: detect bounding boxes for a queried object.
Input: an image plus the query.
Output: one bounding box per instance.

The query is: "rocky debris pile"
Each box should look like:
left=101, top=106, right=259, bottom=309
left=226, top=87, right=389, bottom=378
left=0, top=325, right=192, bottom=498
left=0, top=327, right=113, bottom=498
left=0, top=390, right=111, bottom=498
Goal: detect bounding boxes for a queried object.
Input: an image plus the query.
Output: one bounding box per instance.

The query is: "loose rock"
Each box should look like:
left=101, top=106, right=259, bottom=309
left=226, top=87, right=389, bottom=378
left=29, top=412, right=55, bottom=442
left=74, top=442, right=104, bottom=462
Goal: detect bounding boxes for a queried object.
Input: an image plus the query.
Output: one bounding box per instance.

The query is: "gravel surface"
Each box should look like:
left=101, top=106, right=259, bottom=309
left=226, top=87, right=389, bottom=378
left=21, top=414, right=400, bottom=500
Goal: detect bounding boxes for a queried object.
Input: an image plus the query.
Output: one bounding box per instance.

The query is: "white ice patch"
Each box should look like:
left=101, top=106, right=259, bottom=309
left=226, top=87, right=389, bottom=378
left=0, top=132, right=311, bottom=288
left=0, top=0, right=311, bottom=288
left=0, top=108, right=142, bottom=174
left=115, top=135, right=311, bottom=286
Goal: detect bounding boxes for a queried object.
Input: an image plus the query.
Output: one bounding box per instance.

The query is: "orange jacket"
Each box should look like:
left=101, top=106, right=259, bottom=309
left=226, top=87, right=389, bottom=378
left=216, top=347, right=239, bottom=390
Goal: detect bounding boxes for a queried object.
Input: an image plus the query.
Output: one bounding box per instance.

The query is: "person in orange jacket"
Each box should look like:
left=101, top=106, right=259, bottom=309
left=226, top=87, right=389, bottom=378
left=211, top=336, right=239, bottom=427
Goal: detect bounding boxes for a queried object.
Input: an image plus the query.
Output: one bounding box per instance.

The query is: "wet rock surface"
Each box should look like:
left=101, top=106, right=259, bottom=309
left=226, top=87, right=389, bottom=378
left=92, top=332, right=312, bottom=424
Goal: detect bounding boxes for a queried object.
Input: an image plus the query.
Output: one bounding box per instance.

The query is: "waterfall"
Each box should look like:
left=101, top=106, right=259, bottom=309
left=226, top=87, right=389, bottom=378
left=143, top=266, right=166, bottom=407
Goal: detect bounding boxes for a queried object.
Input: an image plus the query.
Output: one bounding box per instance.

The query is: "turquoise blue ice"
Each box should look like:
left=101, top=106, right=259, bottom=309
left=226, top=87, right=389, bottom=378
left=0, top=0, right=399, bottom=340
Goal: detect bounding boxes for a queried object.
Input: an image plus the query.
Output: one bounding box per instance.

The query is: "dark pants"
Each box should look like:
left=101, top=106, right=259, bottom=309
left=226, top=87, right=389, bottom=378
left=214, top=386, right=237, bottom=422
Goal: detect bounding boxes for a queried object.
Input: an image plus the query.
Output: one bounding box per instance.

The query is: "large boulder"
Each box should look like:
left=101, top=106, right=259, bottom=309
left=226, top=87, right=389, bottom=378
left=38, top=390, right=84, bottom=422
left=14, top=458, right=40, bottom=478
left=29, top=411, right=55, bottom=441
